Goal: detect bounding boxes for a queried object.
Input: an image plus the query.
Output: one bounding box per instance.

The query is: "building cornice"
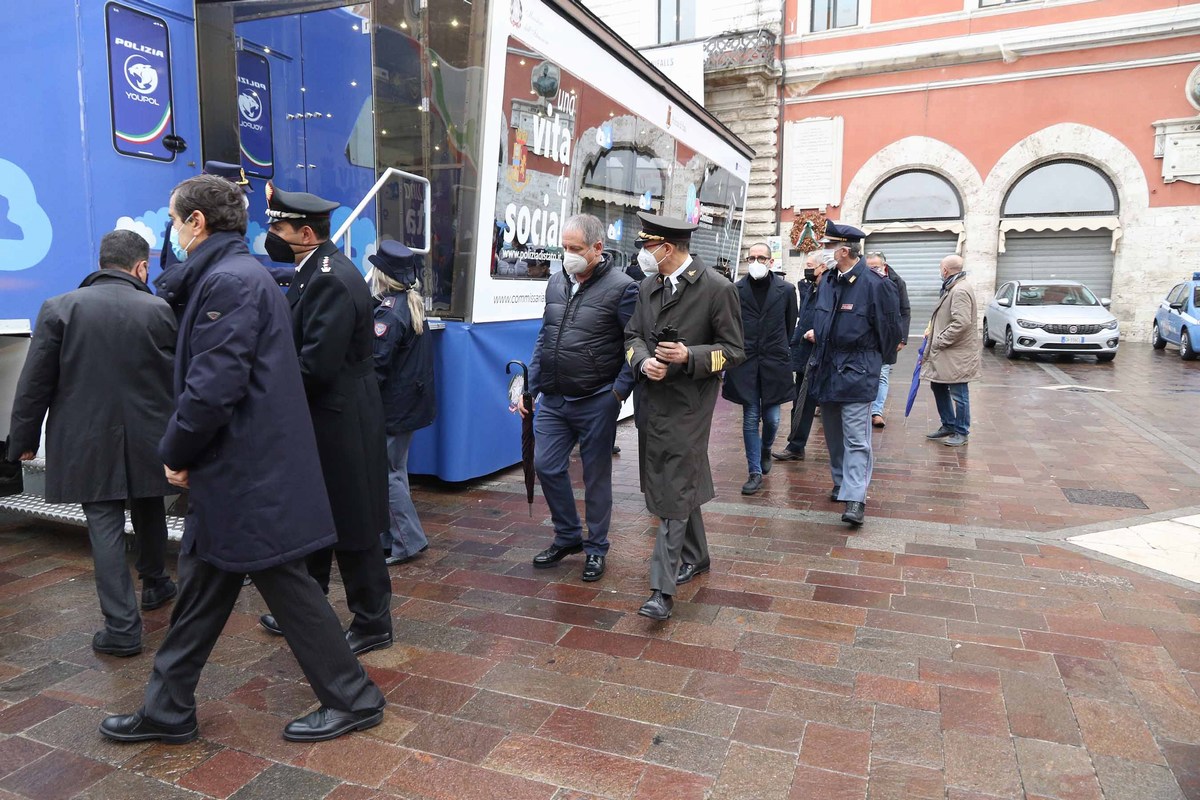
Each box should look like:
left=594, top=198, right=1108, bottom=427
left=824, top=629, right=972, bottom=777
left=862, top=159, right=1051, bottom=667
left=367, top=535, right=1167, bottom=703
left=782, top=5, right=1200, bottom=90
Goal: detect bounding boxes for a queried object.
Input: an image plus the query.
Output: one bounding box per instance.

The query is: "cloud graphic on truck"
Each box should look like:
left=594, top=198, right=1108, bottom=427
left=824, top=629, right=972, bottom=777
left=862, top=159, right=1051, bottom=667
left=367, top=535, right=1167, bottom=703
left=0, top=158, right=53, bottom=272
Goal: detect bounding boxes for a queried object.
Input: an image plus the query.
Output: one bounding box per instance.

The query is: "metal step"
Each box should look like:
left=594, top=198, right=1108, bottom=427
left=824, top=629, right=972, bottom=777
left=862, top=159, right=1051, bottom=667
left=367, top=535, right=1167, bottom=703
left=0, top=492, right=184, bottom=542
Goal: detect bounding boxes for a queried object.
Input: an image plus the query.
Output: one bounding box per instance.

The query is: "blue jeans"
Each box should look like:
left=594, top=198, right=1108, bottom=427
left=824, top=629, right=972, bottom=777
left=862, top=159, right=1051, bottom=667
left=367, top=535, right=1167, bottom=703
left=743, top=400, right=781, bottom=476
left=381, top=430, right=429, bottom=559
left=930, top=382, right=970, bottom=436
left=871, top=363, right=892, bottom=417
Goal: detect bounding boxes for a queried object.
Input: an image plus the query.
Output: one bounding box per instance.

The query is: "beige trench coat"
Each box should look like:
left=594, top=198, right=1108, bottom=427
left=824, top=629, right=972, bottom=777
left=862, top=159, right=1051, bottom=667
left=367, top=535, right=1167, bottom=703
left=921, top=274, right=982, bottom=384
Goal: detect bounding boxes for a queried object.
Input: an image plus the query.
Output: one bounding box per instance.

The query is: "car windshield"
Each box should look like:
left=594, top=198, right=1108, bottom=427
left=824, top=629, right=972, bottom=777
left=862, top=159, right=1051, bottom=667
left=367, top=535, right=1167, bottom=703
left=1016, top=284, right=1098, bottom=306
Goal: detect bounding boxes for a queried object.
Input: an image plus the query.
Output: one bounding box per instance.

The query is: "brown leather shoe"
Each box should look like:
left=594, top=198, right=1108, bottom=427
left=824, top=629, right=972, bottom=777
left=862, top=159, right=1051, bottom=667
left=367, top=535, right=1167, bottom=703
left=872, top=414, right=886, bottom=428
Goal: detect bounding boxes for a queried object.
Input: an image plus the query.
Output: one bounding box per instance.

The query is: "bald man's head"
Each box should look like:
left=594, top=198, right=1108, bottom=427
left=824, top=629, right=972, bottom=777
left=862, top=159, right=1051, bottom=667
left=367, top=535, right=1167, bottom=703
left=941, top=255, right=964, bottom=273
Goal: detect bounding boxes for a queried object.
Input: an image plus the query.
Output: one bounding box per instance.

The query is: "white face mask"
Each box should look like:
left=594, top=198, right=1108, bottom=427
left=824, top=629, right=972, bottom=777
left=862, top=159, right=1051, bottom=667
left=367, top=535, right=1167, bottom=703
left=637, top=245, right=664, bottom=276
left=747, top=263, right=769, bottom=280
left=562, top=252, right=590, bottom=276
left=821, top=249, right=839, bottom=268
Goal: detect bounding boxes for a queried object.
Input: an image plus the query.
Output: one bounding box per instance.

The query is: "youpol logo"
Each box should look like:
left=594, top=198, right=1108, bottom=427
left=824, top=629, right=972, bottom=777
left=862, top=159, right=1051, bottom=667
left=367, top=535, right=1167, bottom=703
left=239, top=89, right=263, bottom=123
left=124, top=55, right=158, bottom=94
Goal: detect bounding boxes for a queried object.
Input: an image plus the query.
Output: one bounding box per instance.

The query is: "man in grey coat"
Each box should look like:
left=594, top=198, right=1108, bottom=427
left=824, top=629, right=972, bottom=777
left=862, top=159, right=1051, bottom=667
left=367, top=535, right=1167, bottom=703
left=922, top=255, right=981, bottom=447
left=9, top=230, right=178, bottom=657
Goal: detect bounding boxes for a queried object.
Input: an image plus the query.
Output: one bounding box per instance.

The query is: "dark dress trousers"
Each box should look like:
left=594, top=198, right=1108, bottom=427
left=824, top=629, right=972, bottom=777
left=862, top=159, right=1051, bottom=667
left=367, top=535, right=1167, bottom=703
left=147, top=231, right=383, bottom=726
left=286, top=240, right=391, bottom=636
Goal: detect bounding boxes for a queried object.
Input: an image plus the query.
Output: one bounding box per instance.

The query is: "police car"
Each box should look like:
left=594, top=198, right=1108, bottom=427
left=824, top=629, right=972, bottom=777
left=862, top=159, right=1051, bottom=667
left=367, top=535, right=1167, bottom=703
left=1151, top=272, right=1200, bottom=361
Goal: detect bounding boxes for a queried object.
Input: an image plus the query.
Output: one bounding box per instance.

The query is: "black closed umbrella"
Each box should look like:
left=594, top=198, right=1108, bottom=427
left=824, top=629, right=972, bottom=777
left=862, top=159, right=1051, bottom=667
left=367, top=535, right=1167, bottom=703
left=506, top=360, right=536, bottom=516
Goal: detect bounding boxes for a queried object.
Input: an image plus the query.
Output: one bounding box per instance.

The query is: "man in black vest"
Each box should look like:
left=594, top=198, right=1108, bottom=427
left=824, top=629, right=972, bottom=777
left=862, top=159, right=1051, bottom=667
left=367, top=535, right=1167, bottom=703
left=522, top=214, right=639, bottom=583
left=257, top=182, right=392, bottom=656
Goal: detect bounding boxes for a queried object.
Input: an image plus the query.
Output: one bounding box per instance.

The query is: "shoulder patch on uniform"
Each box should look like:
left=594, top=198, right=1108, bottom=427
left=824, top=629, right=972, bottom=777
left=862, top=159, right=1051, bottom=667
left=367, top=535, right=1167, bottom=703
left=848, top=274, right=857, bottom=284
left=374, top=321, right=389, bottom=337
left=320, top=256, right=331, bottom=273
left=381, top=296, right=396, bottom=308
left=711, top=350, right=726, bottom=373
left=687, top=270, right=697, bottom=278
left=206, top=311, right=221, bottom=321
left=626, top=346, right=635, bottom=365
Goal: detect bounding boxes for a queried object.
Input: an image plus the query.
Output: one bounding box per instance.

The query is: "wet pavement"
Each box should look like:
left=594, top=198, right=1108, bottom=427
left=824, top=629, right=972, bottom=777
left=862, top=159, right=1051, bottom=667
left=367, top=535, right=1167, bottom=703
left=0, top=342, right=1198, bottom=799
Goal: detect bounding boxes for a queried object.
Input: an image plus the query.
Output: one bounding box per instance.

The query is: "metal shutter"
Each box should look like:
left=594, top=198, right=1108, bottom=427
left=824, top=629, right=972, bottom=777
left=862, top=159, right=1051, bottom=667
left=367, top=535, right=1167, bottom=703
left=996, top=232, right=1115, bottom=298
left=864, top=232, right=958, bottom=336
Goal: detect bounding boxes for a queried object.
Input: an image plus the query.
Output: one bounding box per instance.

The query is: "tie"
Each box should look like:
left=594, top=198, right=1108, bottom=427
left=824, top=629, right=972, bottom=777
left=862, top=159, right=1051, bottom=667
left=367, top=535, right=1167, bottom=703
left=662, top=278, right=674, bottom=307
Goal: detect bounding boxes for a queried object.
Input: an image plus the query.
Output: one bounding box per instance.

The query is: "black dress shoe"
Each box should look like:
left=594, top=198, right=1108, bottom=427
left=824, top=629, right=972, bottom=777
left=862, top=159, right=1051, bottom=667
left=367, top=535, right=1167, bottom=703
left=829, top=486, right=841, bottom=501
left=259, top=614, right=284, bottom=636
left=346, top=630, right=393, bottom=656
left=637, top=590, right=673, bottom=620
left=385, top=544, right=428, bottom=567
left=283, top=706, right=384, bottom=742
left=532, top=542, right=583, bottom=568
left=926, top=425, right=954, bottom=439
left=741, top=473, right=763, bottom=495
left=581, top=554, right=605, bottom=582
left=760, top=449, right=772, bottom=475
left=141, top=579, right=177, bottom=611
left=676, top=561, right=710, bottom=585
left=92, top=631, right=142, bottom=657
left=772, top=448, right=804, bottom=462
left=100, top=711, right=197, bottom=745
left=842, top=501, right=866, bottom=526
left=612, top=445, right=621, bottom=455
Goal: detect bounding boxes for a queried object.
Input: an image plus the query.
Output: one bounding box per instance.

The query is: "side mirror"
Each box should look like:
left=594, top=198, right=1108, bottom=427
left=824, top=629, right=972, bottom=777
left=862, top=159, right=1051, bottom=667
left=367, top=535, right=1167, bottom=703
left=997, top=297, right=1012, bottom=308
left=1100, top=298, right=1111, bottom=308
left=1170, top=302, right=1185, bottom=311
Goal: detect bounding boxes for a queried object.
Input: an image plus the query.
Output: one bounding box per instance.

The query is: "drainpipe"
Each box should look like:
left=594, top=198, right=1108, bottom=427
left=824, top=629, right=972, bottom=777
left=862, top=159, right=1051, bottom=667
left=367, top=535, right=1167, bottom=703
left=775, top=0, right=788, bottom=241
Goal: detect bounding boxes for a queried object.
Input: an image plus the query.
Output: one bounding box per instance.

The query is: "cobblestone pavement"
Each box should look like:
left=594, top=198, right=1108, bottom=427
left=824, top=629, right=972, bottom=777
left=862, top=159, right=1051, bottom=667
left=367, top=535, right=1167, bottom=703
left=0, top=343, right=1197, bottom=799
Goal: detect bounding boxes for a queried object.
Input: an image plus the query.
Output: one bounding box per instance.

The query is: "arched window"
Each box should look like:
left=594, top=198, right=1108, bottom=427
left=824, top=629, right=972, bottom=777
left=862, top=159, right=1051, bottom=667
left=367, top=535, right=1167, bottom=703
left=1002, top=160, right=1118, bottom=217
left=864, top=170, right=962, bottom=222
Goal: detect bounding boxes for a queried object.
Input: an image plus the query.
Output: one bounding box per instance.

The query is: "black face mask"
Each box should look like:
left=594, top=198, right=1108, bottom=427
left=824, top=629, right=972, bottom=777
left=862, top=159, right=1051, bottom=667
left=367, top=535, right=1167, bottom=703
left=803, top=269, right=816, bottom=281
left=264, top=231, right=318, bottom=264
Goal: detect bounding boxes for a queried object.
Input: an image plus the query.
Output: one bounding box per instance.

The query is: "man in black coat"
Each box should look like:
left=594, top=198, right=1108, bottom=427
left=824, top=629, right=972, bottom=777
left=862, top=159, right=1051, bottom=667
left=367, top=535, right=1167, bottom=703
left=521, top=214, right=638, bottom=583
left=10, top=230, right=177, bottom=657
left=102, top=175, right=384, bottom=745
left=865, top=251, right=911, bottom=428
left=257, top=182, right=392, bottom=656
left=773, top=251, right=828, bottom=462
left=721, top=243, right=797, bottom=495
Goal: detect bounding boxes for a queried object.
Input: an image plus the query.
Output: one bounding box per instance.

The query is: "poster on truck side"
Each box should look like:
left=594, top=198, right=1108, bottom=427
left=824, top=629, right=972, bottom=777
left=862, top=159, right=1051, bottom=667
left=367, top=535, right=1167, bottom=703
left=106, top=2, right=176, bottom=161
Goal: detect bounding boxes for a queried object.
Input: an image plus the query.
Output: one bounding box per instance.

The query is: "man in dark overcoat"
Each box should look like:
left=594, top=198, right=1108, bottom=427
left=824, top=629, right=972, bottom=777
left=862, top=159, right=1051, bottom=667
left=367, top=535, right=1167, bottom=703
left=624, top=212, right=745, bottom=620
left=773, top=251, right=828, bottom=462
left=722, top=242, right=797, bottom=495
left=802, top=221, right=902, bottom=527
left=257, top=182, right=392, bottom=656
left=9, top=230, right=177, bottom=656
left=102, top=174, right=385, bottom=745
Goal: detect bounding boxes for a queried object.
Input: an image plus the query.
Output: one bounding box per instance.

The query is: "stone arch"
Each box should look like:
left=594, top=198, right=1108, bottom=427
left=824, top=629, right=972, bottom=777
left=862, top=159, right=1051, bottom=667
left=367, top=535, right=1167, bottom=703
left=841, top=137, right=983, bottom=225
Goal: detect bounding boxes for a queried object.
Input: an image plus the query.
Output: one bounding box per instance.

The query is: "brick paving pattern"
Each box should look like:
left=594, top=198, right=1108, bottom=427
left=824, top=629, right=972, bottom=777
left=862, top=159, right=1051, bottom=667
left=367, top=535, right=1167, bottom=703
left=0, top=344, right=1196, bottom=798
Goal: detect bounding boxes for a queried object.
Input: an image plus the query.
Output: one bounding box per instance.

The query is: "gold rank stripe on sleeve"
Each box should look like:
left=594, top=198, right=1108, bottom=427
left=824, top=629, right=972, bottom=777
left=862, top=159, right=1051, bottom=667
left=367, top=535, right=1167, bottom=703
left=627, top=346, right=635, bottom=365
left=711, top=350, right=726, bottom=373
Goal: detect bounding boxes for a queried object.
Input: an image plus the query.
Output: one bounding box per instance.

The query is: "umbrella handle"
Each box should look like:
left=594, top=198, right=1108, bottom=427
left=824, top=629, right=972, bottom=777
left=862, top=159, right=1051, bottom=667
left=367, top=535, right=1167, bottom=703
left=505, top=360, right=529, bottom=382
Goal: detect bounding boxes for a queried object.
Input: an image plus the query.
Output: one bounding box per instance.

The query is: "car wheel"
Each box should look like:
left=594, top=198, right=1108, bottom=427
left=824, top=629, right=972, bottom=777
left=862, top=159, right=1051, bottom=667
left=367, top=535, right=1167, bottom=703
left=1004, top=327, right=1019, bottom=360
left=982, top=319, right=995, bottom=349
left=1097, top=353, right=1115, bottom=363
left=1151, top=323, right=1167, bottom=350
left=1183, top=329, right=1198, bottom=361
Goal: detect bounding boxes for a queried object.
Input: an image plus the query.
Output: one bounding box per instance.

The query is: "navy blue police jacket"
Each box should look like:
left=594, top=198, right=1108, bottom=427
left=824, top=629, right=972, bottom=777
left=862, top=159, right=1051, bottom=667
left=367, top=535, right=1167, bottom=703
left=373, top=291, right=437, bottom=435
left=806, top=258, right=902, bottom=404
left=789, top=278, right=820, bottom=373
left=158, top=231, right=337, bottom=572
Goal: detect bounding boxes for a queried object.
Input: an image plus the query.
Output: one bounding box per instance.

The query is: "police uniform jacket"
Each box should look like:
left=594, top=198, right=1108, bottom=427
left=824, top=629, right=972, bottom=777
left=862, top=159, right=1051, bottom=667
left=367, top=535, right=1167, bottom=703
left=373, top=291, right=436, bottom=435
left=625, top=258, right=745, bottom=519
left=789, top=279, right=820, bottom=373
left=807, top=258, right=902, bottom=405
left=529, top=253, right=639, bottom=401
left=9, top=270, right=176, bottom=504
left=158, top=232, right=337, bottom=571
left=287, top=239, right=389, bottom=549
left=723, top=272, right=798, bottom=407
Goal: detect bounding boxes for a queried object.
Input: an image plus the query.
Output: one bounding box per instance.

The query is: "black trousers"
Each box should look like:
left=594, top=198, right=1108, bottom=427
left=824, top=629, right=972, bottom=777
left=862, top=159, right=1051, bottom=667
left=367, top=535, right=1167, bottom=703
left=306, top=543, right=393, bottom=636
left=143, top=553, right=384, bottom=726
left=784, top=371, right=819, bottom=455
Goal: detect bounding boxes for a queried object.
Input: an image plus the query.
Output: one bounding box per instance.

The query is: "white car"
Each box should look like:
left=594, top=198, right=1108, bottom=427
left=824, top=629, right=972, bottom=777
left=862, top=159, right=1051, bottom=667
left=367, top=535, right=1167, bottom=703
left=983, top=280, right=1119, bottom=362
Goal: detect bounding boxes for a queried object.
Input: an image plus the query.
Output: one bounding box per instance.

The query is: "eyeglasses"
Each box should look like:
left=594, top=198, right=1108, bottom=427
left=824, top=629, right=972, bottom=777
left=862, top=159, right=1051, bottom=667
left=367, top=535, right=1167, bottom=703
left=744, top=255, right=771, bottom=264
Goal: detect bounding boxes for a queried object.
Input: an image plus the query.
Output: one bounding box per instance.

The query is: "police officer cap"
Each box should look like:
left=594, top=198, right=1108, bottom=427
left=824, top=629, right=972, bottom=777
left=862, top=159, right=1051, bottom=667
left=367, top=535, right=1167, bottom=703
left=368, top=240, right=418, bottom=285
left=203, top=161, right=253, bottom=192
left=819, top=220, right=866, bottom=244
left=635, top=211, right=697, bottom=248
left=265, top=182, right=339, bottom=221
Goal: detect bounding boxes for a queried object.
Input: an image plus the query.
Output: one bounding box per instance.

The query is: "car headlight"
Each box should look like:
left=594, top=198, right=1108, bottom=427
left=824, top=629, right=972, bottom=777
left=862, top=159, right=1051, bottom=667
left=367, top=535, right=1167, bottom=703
left=1103, top=319, right=1119, bottom=330
left=1017, top=319, right=1042, bottom=329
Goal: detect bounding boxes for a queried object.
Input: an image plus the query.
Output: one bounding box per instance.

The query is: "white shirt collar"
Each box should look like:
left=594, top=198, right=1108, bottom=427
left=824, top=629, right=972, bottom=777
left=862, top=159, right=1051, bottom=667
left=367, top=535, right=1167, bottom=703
left=666, top=256, right=692, bottom=288
left=294, top=249, right=317, bottom=273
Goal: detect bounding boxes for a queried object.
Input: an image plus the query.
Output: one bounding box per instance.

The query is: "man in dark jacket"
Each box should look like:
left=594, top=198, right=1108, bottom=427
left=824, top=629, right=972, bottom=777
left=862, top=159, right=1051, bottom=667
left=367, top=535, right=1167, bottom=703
left=625, top=212, right=745, bottom=620
left=866, top=251, right=911, bottom=428
left=802, top=222, right=901, bottom=527
left=257, top=182, right=392, bottom=657
left=722, top=243, right=797, bottom=495
left=102, top=175, right=384, bottom=745
left=773, top=251, right=827, bottom=462
left=370, top=241, right=435, bottom=566
left=522, top=214, right=638, bottom=583
left=9, top=230, right=177, bottom=657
